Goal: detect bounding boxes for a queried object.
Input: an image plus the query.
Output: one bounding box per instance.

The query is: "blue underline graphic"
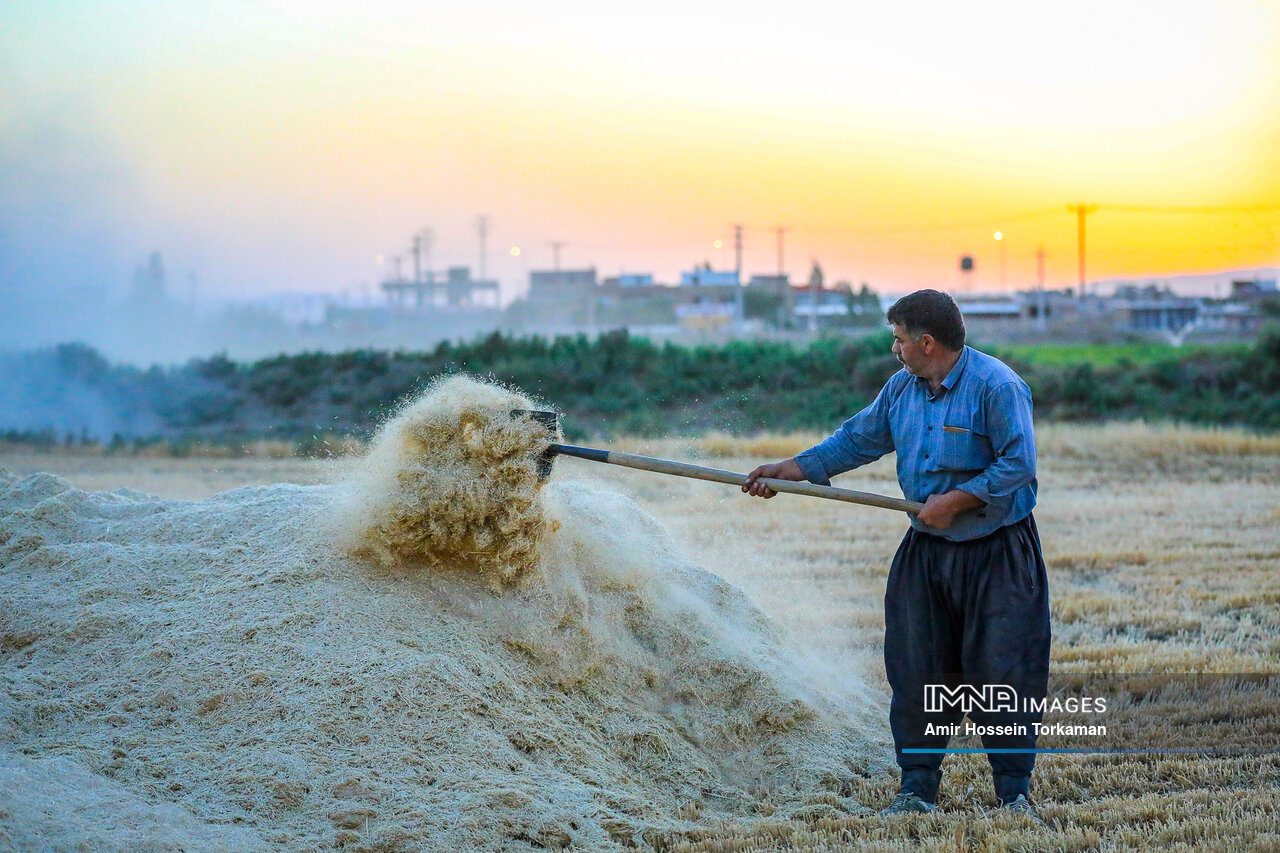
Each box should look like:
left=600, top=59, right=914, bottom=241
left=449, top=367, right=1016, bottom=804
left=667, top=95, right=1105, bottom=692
left=903, top=748, right=1263, bottom=754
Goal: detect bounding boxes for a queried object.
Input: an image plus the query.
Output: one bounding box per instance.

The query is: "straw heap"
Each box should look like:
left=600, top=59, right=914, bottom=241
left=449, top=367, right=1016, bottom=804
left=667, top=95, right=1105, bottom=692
left=340, top=375, right=558, bottom=588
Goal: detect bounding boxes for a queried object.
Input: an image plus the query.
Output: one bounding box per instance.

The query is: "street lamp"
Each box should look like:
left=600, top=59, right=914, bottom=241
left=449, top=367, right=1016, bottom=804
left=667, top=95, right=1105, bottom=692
left=994, top=232, right=1006, bottom=289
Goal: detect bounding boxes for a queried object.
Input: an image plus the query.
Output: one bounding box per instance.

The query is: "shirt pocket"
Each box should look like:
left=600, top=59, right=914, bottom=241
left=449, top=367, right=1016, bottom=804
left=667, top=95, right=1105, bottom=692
left=937, top=420, right=996, bottom=472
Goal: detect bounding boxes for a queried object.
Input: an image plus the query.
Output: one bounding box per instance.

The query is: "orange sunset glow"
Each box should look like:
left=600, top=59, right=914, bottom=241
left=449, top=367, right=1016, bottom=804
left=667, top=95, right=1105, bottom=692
left=3, top=1, right=1278, bottom=301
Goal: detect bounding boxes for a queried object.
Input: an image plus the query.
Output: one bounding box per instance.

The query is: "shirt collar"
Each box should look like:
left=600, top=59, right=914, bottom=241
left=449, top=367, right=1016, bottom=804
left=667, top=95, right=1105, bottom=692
left=939, top=346, right=970, bottom=392
left=916, top=345, right=969, bottom=398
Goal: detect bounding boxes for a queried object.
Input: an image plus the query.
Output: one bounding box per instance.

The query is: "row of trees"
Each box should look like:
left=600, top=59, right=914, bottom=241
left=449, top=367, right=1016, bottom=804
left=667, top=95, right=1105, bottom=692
left=5, top=328, right=1280, bottom=450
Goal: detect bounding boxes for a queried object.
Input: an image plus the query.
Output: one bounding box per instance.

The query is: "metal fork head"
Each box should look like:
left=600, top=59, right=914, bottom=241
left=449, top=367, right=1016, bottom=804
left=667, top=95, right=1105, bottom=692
left=511, top=409, right=560, bottom=482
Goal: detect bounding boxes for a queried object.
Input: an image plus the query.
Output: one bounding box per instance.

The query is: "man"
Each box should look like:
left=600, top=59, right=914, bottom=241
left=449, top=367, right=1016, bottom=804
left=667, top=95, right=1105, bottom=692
left=743, top=289, right=1050, bottom=818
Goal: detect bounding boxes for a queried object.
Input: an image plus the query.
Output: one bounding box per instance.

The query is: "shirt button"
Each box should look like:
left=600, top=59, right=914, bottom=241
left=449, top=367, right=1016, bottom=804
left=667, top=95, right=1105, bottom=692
left=927, top=426, right=933, bottom=431
left=925, top=453, right=930, bottom=459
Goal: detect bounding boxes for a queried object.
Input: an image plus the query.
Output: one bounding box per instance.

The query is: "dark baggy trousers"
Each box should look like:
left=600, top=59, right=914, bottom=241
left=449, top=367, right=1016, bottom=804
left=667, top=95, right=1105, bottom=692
left=885, top=514, right=1051, bottom=805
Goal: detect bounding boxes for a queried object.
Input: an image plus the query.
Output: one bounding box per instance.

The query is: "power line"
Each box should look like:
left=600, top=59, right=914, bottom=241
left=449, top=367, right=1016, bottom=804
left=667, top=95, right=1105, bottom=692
left=1098, top=203, right=1280, bottom=214
left=792, top=203, right=1280, bottom=237
left=794, top=208, right=1063, bottom=236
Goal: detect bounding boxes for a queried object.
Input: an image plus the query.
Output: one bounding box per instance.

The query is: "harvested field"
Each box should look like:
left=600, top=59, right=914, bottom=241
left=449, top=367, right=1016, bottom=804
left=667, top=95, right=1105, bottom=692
left=2, top=412, right=1279, bottom=851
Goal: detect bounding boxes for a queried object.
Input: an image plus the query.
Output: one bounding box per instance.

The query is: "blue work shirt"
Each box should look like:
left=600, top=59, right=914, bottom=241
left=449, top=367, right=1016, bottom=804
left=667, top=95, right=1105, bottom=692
left=794, top=345, right=1037, bottom=542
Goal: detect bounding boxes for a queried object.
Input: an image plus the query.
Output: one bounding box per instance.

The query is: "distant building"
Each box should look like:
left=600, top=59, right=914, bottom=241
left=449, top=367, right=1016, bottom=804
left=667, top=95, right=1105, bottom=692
left=528, top=269, right=597, bottom=304
left=518, top=268, right=599, bottom=324
left=680, top=269, right=739, bottom=287
left=792, top=282, right=850, bottom=328
left=1231, top=278, right=1278, bottom=300
left=748, top=274, right=789, bottom=291
left=674, top=299, right=736, bottom=329
left=446, top=267, right=500, bottom=308
left=1111, top=285, right=1200, bottom=332
left=1124, top=301, right=1199, bottom=332
left=954, top=297, right=1023, bottom=321
left=746, top=274, right=795, bottom=324
left=599, top=275, right=751, bottom=329
left=673, top=283, right=739, bottom=328
left=133, top=252, right=166, bottom=302
left=593, top=277, right=678, bottom=327
left=603, top=273, right=654, bottom=288
left=383, top=266, right=499, bottom=311
left=1199, top=301, right=1262, bottom=334
left=791, top=292, right=850, bottom=317
left=1014, top=288, right=1078, bottom=323
left=529, top=269, right=597, bottom=295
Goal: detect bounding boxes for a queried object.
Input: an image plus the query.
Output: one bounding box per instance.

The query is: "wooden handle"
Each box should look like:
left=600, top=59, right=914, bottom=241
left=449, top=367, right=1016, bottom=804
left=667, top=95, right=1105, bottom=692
left=550, top=444, right=923, bottom=515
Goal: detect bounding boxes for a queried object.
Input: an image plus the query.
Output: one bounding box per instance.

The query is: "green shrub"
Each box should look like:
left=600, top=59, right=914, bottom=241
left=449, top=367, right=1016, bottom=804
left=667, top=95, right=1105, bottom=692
left=6, top=332, right=1280, bottom=448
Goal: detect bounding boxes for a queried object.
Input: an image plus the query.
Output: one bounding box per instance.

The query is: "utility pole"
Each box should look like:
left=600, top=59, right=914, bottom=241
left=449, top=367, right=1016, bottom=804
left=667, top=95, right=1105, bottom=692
left=424, top=229, right=435, bottom=285
left=412, top=228, right=434, bottom=285
left=1066, top=203, right=1097, bottom=298
left=477, top=215, right=490, bottom=279
left=808, top=259, right=822, bottom=335
left=774, top=226, right=790, bottom=326
left=732, top=223, right=744, bottom=326
left=1035, top=245, right=1047, bottom=330
left=548, top=241, right=567, bottom=272
left=994, top=231, right=1006, bottom=288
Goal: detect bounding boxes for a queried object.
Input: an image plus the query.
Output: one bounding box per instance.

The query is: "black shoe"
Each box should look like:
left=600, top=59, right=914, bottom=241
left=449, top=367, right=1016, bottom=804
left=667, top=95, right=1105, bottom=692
left=878, top=791, right=938, bottom=816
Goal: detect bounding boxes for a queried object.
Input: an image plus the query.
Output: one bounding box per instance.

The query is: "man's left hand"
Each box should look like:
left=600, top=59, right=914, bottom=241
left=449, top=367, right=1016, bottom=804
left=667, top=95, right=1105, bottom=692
left=916, top=490, right=985, bottom=529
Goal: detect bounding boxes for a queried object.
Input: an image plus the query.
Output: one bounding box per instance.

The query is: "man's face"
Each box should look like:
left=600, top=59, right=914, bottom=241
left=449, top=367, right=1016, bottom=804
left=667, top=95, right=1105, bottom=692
left=891, top=324, right=926, bottom=374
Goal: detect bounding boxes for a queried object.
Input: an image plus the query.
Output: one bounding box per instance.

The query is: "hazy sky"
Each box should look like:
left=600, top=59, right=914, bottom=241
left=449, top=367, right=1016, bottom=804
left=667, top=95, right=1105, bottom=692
left=3, top=0, right=1279, bottom=302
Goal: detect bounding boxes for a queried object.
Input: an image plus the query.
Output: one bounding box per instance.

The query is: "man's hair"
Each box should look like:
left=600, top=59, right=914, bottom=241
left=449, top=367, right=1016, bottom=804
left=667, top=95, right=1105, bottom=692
left=886, top=289, right=966, bottom=351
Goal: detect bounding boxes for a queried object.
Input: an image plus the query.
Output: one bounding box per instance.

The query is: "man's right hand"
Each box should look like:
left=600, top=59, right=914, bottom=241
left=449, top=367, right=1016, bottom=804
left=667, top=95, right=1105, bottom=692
left=742, top=458, right=806, bottom=498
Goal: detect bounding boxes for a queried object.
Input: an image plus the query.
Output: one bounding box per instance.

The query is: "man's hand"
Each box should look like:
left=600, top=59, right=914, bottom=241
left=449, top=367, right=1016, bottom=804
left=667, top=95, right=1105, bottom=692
left=916, top=489, right=985, bottom=529
left=742, top=458, right=805, bottom=498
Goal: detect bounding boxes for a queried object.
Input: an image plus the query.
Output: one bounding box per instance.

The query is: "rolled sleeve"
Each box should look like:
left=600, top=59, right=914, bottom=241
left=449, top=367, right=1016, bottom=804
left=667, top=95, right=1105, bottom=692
left=793, top=449, right=833, bottom=486
left=794, top=382, right=898, bottom=486
left=956, top=380, right=1036, bottom=504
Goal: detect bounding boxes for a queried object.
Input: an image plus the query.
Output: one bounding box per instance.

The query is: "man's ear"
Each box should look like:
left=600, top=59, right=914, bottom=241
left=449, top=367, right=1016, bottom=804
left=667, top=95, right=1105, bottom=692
left=917, top=333, right=937, bottom=353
